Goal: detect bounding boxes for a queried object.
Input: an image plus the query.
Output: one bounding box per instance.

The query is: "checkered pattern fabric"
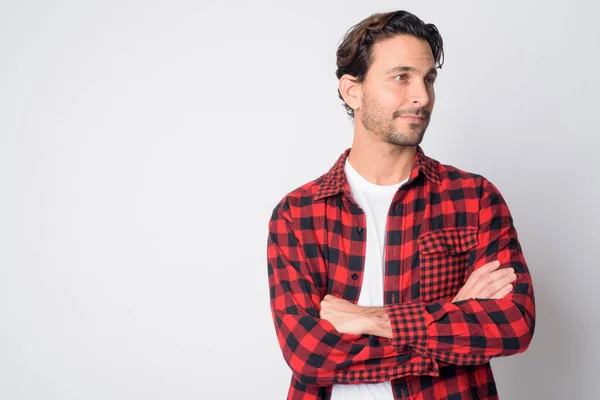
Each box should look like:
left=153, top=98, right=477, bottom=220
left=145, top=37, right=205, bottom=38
left=267, top=146, right=535, bottom=399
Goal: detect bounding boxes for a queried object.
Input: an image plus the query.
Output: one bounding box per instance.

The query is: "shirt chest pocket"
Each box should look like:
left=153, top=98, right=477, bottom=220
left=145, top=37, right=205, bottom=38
left=417, top=228, right=479, bottom=303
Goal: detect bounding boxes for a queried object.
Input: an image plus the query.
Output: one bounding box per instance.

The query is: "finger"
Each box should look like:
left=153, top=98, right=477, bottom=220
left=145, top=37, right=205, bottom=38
left=460, top=260, right=502, bottom=293
left=476, top=271, right=517, bottom=299
left=470, top=267, right=514, bottom=298
left=489, top=283, right=514, bottom=299
left=453, top=271, right=513, bottom=303
left=472, top=260, right=503, bottom=278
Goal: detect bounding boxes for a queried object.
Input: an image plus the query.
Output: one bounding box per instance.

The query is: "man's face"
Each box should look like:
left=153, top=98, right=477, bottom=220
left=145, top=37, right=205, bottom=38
left=357, top=34, right=437, bottom=146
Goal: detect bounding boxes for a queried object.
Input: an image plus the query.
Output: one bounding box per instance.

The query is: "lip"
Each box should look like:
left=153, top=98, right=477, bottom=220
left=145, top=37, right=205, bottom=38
left=399, top=115, right=426, bottom=122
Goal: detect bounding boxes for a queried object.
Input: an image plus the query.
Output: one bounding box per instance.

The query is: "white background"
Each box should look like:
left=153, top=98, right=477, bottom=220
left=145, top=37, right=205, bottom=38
left=1, top=1, right=598, bottom=399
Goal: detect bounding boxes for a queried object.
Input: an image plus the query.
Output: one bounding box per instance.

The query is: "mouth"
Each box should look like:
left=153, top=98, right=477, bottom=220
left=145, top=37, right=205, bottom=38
left=399, top=115, right=427, bottom=123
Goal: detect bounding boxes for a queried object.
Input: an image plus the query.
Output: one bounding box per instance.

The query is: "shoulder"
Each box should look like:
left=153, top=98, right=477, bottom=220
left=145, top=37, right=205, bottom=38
left=433, top=157, right=507, bottom=207
left=269, top=172, right=328, bottom=222
left=437, top=159, right=486, bottom=184
left=429, top=155, right=496, bottom=199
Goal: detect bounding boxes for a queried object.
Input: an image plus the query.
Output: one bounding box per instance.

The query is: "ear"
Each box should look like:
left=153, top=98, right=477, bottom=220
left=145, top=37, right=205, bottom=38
left=339, top=74, right=362, bottom=112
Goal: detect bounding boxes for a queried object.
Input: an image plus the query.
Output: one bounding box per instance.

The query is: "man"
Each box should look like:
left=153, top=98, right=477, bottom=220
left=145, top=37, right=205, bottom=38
left=267, top=10, right=535, bottom=400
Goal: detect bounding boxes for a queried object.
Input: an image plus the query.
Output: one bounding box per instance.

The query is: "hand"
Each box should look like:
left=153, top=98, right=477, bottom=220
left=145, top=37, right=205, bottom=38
left=452, top=260, right=517, bottom=303
left=319, top=295, right=372, bottom=336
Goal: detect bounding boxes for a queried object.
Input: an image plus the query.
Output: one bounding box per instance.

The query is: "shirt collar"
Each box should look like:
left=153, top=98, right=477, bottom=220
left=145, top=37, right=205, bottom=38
left=314, top=145, right=441, bottom=201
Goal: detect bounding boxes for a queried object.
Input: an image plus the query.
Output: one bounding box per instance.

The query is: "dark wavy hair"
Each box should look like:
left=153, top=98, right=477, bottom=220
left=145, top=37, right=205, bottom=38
left=335, top=10, right=444, bottom=118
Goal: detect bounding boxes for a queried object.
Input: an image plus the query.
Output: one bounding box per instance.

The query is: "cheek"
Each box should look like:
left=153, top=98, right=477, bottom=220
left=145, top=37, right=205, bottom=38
left=393, top=90, right=418, bottom=110
left=385, top=97, right=408, bottom=113
left=429, top=88, right=436, bottom=104
left=391, top=89, right=410, bottom=104
left=367, top=93, right=396, bottom=115
left=377, top=85, right=406, bottom=103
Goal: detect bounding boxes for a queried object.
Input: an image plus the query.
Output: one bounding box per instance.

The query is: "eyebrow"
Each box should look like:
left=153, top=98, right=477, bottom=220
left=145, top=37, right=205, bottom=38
left=387, top=66, right=438, bottom=76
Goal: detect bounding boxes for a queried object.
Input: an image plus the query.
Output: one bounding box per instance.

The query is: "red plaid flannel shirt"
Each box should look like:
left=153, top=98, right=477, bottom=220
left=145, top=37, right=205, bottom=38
left=267, top=146, right=535, bottom=399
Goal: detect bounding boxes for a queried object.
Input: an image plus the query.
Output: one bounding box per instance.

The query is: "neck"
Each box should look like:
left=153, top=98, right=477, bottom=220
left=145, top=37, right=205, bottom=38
left=347, top=135, right=417, bottom=186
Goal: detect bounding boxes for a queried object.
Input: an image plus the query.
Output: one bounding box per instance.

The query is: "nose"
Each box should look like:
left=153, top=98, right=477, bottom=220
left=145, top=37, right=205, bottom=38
left=409, top=81, right=430, bottom=107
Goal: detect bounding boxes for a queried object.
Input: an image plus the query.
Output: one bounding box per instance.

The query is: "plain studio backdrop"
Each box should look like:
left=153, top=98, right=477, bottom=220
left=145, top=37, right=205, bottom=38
left=1, top=0, right=598, bottom=399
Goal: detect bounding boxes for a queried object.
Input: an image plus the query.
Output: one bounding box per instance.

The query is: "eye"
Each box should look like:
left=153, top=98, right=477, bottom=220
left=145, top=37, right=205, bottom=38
left=394, top=74, right=408, bottom=81
left=425, top=76, right=436, bottom=85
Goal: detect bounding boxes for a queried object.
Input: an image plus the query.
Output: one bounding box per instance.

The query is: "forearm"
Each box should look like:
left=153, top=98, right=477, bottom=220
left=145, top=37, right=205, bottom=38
left=385, top=290, right=534, bottom=365
left=352, top=270, right=534, bottom=365
left=273, top=311, right=440, bottom=385
left=360, top=306, right=393, bottom=339
left=353, top=297, right=533, bottom=366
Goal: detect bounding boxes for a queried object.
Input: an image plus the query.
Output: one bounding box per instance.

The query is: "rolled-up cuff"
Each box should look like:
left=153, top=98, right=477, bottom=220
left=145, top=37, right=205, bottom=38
left=385, top=302, right=429, bottom=353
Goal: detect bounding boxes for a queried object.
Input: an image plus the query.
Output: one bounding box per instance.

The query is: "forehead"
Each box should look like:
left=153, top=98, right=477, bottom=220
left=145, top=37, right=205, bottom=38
left=369, top=34, right=435, bottom=72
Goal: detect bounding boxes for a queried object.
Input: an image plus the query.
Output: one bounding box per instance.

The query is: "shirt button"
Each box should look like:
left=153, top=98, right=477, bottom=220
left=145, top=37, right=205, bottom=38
left=355, top=227, right=362, bottom=232
left=351, top=274, right=359, bottom=280
left=447, top=244, right=454, bottom=251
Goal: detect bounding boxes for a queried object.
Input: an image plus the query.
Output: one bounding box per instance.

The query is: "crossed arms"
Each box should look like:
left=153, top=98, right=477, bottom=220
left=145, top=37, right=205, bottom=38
left=267, top=179, right=535, bottom=386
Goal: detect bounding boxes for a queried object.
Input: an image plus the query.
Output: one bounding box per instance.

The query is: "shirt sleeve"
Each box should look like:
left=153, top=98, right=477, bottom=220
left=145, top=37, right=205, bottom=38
left=384, top=178, right=536, bottom=365
left=267, top=199, right=437, bottom=386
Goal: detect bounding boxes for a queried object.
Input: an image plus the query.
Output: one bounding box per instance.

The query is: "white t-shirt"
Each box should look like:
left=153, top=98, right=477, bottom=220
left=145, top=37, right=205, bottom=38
left=330, top=158, right=408, bottom=400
